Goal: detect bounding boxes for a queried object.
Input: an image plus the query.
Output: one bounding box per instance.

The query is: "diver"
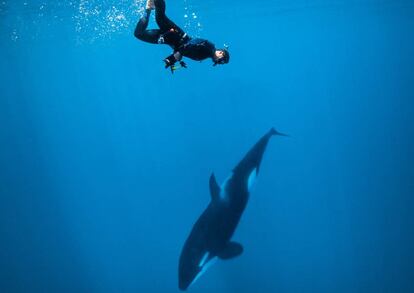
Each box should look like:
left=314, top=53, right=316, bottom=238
left=134, top=0, right=230, bottom=73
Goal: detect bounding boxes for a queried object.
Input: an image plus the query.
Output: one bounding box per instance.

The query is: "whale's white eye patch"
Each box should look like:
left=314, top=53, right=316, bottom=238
left=248, top=168, right=257, bottom=191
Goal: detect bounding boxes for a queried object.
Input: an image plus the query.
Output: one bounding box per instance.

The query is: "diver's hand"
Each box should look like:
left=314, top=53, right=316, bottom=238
left=164, top=55, right=187, bottom=73
left=164, top=58, right=175, bottom=73
left=164, top=59, right=172, bottom=68
left=164, top=53, right=180, bottom=73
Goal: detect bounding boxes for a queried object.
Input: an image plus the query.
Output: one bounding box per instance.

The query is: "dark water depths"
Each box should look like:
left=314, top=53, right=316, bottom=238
left=1, top=0, right=414, bottom=292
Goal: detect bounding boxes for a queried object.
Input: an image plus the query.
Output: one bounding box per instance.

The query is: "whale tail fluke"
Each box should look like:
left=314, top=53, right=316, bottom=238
left=270, top=127, right=289, bottom=137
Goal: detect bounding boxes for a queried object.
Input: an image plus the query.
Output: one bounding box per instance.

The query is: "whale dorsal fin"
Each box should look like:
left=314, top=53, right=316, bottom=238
left=209, top=173, right=221, bottom=202
left=217, top=242, right=244, bottom=260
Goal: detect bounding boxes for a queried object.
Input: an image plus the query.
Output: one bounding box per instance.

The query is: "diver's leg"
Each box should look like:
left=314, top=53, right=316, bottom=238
left=134, top=9, right=161, bottom=44
left=154, top=0, right=185, bottom=34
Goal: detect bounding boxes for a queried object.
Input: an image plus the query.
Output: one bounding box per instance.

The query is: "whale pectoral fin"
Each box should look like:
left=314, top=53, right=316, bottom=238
left=209, top=173, right=221, bottom=202
left=217, top=242, right=244, bottom=260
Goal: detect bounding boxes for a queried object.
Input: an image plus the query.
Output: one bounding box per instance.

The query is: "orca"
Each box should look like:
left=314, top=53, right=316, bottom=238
left=178, top=128, right=287, bottom=290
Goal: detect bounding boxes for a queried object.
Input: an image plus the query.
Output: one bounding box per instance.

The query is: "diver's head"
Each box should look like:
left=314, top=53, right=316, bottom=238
left=213, top=48, right=230, bottom=66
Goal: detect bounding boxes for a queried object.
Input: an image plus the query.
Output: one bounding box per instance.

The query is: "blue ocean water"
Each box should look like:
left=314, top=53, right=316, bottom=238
left=1, top=0, right=414, bottom=292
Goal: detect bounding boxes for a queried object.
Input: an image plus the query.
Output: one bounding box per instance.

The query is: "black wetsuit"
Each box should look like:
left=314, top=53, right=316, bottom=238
left=134, top=0, right=216, bottom=67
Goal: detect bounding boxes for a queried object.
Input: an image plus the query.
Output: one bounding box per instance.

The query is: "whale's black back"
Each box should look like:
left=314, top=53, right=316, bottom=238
left=233, top=128, right=279, bottom=179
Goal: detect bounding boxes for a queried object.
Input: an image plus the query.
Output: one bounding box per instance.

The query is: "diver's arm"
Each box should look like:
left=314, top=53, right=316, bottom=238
left=164, top=51, right=186, bottom=72
left=164, top=51, right=182, bottom=65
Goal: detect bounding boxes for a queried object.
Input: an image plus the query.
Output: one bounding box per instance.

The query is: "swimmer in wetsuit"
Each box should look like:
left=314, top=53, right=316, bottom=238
left=134, top=0, right=230, bottom=73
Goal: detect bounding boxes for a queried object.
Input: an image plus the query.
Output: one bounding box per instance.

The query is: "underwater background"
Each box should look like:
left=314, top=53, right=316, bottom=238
left=1, top=0, right=414, bottom=292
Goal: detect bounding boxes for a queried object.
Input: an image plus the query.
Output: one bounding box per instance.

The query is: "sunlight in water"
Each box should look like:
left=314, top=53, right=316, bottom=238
left=183, top=0, right=203, bottom=37
left=0, top=0, right=204, bottom=43
left=73, top=0, right=145, bottom=42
